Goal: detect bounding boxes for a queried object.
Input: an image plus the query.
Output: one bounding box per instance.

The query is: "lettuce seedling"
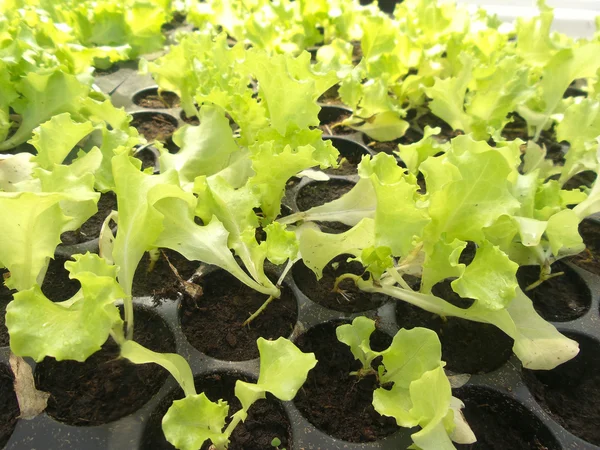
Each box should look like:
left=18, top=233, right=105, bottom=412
left=336, top=317, right=475, bottom=450
left=149, top=337, right=317, bottom=450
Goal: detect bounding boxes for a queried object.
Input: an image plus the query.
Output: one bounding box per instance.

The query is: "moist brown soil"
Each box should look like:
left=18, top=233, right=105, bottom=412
left=516, top=261, right=590, bottom=322
left=454, top=386, right=560, bottom=450
left=135, top=147, right=158, bottom=171
left=60, top=192, right=117, bottom=246
left=323, top=139, right=369, bottom=176
left=35, top=306, right=176, bottom=426
left=131, top=113, right=177, bottom=142
left=141, top=372, right=292, bottom=450
left=41, top=255, right=82, bottom=302
left=293, top=255, right=387, bottom=312
left=414, top=110, right=463, bottom=142
left=132, top=249, right=200, bottom=302
left=0, top=270, right=14, bottom=346
left=318, top=105, right=354, bottom=136
left=180, top=269, right=297, bottom=361
left=180, top=111, right=199, bottom=125
left=0, top=364, right=19, bottom=448
left=523, top=333, right=600, bottom=446
left=569, top=219, right=600, bottom=275
left=562, top=170, right=597, bottom=191
left=296, top=179, right=355, bottom=211
left=294, top=321, right=401, bottom=442
left=134, top=91, right=181, bottom=109
left=395, top=279, right=513, bottom=374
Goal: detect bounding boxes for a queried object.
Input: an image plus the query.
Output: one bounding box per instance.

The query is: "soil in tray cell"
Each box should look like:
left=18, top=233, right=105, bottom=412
left=133, top=88, right=181, bottom=109
left=323, top=137, right=370, bottom=176
left=132, top=249, right=200, bottom=301
left=35, top=306, right=176, bottom=426
left=0, top=270, right=14, bottom=346
left=454, top=385, right=560, bottom=450
left=569, top=218, right=600, bottom=276
left=395, top=279, right=513, bottom=374
left=516, top=261, right=591, bottom=322
left=41, top=255, right=82, bottom=302
left=60, top=192, right=117, bottom=246
left=131, top=112, right=178, bottom=142
left=180, top=269, right=298, bottom=361
left=317, top=105, right=354, bottom=136
left=141, top=372, right=292, bottom=450
left=293, top=254, right=388, bottom=313
left=294, top=321, right=402, bottom=442
left=0, top=364, right=19, bottom=448
left=523, top=332, right=600, bottom=446
left=295, top=179, right=355, bottom=233
left=134, top=146, right=158, bottom=171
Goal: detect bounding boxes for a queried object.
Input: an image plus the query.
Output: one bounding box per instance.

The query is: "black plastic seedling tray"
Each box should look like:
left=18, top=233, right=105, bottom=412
left=2, top=52, right=600, bottom=450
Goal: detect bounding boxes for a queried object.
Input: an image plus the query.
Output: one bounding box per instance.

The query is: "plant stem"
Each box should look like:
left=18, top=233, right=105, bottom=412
left=243, top=295, right=275, bottom=327
left=124, top=297, right=135, bottom=340
left=525, top=271, right=564, bottom=291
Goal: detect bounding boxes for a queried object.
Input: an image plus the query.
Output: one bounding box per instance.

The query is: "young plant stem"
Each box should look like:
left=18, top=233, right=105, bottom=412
left=242, top=295, right=275, bottom=327
left=525, top=271, right=565, bottom=291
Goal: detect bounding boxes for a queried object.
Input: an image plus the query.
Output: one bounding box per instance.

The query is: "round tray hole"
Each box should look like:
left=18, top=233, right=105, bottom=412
left=292, top=254, right=388, bottom=313
left=60, top=191, right=117, bottom=247
left=0, top=363, right=19, bottom=448
left=131, top=112, right=178, bottom=142
left=453, top=385, right=560, bottom=449
left=141, top=372, right=292, bottom=450
left=395, top=279, right=513, bottom=374
left=323, top=136, right=370, bottom=175
left=180, top=269, right=298, bottom=361
left=569, top=218, right=600, bottom=276
left=34, top=305, right=176, bottom=426
left=517, top=261, right=591, bottom=322
left=293, top=320, right=402, bottom=443
left=523, top=332, right=600, bottom=446
left=133, top=88, right=181, bottom=109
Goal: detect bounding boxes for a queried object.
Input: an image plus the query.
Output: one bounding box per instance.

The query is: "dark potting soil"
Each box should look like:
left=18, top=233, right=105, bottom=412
left=180, top=269, right=297, bottom=361
left=0, top=270, right=14, bottom=347
left=161, top=12, right=186, bottom=32
left=60, top=192, right=117, bottom=246
left=141, top=372, right=292, bottom=450
left=317, top=84, right=342, bottom=105
left=134, top=147, right=158, bottom=171
left=317, top=106, right=355, bottom=136
left=523, top=333, right=600, bottom=446
left=295, top=179, right=354, bottom=211
left=562, top=170, right=597, bottom=191
left=454, top=386, right=560, bottom=450
left=516, top=261, right=590, bottom=322
left=131, top=113, right=178, bottom=142
left=502, top=114, right=566, bottom=164
left=569, top=219, right=600, bottom=276
left=41, top=255, right=82, bottom=302
left=0, top=364, right=19, bottom=448
left=395, top=279, right=513, bottom=374
left=34, top=306, right=176, bottom=426
left=414, top=110, right=462, bottom=142
left=180, top=110, right=199, bottom=125
left=292, top=254, right=387, bottom=312
left=132, top=249, right=200, bottom=301
left=134, top=90, right=181, bottom=109
left=323, top=139, right=369, bottom=176
left=294, top=321, right=401, bottom=442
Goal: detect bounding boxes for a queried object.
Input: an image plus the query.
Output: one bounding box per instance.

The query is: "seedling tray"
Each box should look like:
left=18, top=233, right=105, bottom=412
left=2, top=53, right=600, bottom=450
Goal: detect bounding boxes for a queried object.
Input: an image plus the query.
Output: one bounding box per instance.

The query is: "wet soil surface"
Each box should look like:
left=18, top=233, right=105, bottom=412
left=141, top=372, right=292, bottom=450
left=132, top=249, right=200, bottom=302
left=41, top=256, right=82, bottom=302
left=294, top=321, right=401, bottom=442
left=60, top=192, right=117, bottom=246
left=134, top=90, right=181, bottom=109
left=35, top=306, right=176, bottom=426
left=323, top=138, right=370, bottom=176
left=180, top=270, right=297, bottom=361
left=131, top=113, right=178, bottom=142
left=0, top=270, right=14, bottom=346
left=454, top=386, right=560, bottom=450
left=395, top=279, right=513, bottom=374
left=293, top=255, right=387, bottom=312
left=516, top=261, right=590, bottom=322
left=523, top=333, right=600, bottom=446
left=569, top=219, right=600, bottom=276
left=295, top=179, right=355, bottom=211
left=134, top=147, right=158, bottom=171
left=0, top=364, right=19, bottom=448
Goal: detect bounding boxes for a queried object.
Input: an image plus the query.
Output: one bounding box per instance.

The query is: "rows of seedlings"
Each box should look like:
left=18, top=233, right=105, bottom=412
left=2, top=0, right=600, bottom=449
